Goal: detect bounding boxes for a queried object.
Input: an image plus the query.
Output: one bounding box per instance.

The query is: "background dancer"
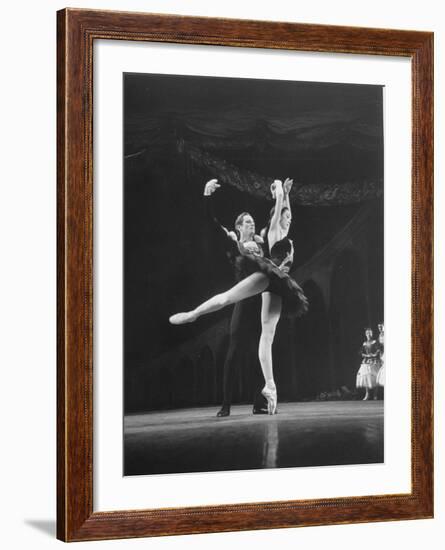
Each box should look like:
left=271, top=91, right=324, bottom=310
left=376, top=323, right=385, bottom=390
left=356, top=328, right=380, bottom=400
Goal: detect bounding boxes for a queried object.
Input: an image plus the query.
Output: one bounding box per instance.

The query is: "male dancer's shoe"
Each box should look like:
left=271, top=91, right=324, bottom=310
left=216, top=404, right=230, bottom=417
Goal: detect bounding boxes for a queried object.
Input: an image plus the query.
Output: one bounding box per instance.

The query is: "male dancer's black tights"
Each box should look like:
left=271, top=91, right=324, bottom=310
left=220, top=295, right=263, bottom=410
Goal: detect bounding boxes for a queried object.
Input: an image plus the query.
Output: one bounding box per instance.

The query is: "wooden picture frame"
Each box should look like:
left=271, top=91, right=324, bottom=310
left=57, top=8, right=433, bottom=542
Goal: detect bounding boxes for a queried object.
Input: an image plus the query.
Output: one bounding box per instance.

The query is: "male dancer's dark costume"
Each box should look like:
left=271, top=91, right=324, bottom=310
left=205, top=194, right=268, bottom=416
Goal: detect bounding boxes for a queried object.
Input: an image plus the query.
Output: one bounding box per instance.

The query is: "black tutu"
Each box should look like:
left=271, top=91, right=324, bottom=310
left=236, top=239, right=308, bottom=318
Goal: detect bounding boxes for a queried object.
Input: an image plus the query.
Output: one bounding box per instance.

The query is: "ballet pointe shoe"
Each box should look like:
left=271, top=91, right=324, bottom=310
left=261, top=385, right=277, bottom=415
left=252, top=406, right=268, bottom=415
left=169, top=311, right=197, bottom=325
left=216, top=405, right=230, bottom=417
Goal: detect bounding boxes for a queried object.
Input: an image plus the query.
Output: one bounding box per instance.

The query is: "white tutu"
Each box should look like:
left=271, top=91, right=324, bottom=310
left=377, top=355, right=385, bottom=386
left=376, top=365, right=385, bottom=386
left=356, top=361, right=379, bottom=389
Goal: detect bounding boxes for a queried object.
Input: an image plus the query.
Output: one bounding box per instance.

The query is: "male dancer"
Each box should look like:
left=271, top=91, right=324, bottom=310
left=203, top=179, right=268, bottom=416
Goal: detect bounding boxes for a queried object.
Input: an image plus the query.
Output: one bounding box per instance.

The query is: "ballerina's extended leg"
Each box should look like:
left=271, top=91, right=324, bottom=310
left=169, top=272, right=269, bottom=325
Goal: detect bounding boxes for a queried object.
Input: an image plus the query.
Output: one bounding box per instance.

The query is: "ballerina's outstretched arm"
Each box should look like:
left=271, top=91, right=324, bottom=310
left=268, top=179, right=284, bottom=248
left=282, top=177, right=293, bottom=214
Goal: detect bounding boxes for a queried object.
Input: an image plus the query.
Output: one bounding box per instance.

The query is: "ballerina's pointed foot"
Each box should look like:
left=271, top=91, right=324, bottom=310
left=262, top=385, right=277, bottom=415
left=169, top=311, right=198, bottom=325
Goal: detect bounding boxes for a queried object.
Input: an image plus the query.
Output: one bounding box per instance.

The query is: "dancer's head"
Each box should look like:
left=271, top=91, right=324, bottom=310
left=365, top=327, right=373, bottom=340
left=269, top=205, right=291, bottom=232
left=234, top=212, right=255, bottom=240
left=378, top=323, right=384, bottom=333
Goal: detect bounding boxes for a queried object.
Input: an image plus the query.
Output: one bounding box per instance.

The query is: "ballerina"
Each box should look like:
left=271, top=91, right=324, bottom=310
left=376, top=323, right=385, bottom=388
left=170, top=179, right=308, bottom=414
left=256, top=177, right=296, bottom=413
left=356, top=328, right=380, bottom=400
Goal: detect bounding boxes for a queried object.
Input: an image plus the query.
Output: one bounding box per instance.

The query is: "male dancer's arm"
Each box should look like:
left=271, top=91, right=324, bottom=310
left=203, top=179, right=238, bottom=256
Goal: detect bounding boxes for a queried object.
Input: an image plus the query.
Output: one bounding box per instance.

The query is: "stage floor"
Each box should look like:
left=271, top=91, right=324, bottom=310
left=124, top=401, right=384, bottom=476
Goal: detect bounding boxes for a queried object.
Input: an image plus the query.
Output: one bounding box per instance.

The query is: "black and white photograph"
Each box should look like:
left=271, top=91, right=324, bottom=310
left=123, top=72, right=384, bottom=476
left=2, top=0, right=440, bottom=546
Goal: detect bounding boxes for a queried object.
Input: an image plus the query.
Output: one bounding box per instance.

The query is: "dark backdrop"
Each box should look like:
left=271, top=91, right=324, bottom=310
left=123, top=73, right=384, bottom=413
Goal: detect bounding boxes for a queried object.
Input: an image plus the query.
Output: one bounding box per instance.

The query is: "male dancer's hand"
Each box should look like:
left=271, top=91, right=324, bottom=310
left=204, top=179, right=221, bottom=196
left=278, top=241, right=294, bottom=272
left=278, top=257, right=291, bottom=273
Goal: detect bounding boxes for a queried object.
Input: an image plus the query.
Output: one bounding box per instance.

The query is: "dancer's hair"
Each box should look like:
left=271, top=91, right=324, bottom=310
left=260, top=205, right=291, bottom=241
left=235, top=212, right=252, bottom=238
left=234, top=212, right=252, bottom=230
left=268, top=205, right=290, bottom=220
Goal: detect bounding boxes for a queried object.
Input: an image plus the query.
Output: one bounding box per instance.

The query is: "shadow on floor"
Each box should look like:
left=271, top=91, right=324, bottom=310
left=24, top=519, right=56, bottom=538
